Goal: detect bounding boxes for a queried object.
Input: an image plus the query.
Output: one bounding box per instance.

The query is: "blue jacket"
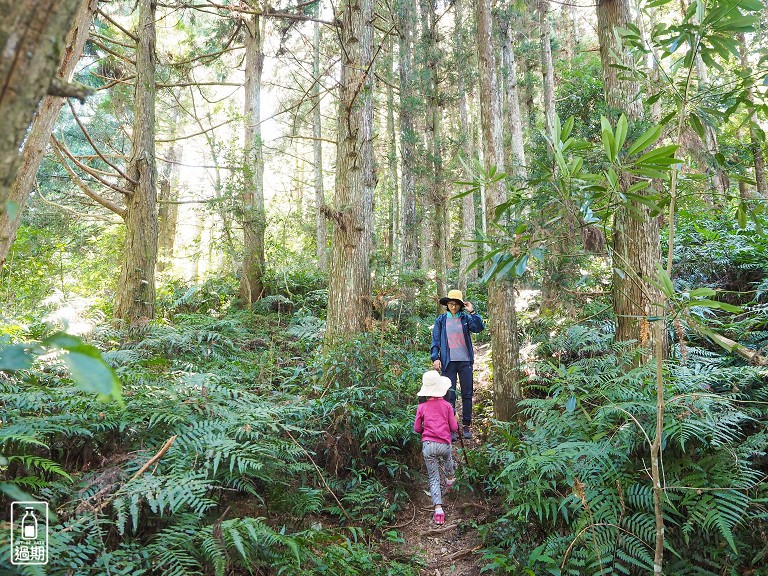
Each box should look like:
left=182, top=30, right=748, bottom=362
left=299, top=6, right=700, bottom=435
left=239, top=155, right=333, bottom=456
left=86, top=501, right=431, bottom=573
left=430, top=311, right=485, bottom=366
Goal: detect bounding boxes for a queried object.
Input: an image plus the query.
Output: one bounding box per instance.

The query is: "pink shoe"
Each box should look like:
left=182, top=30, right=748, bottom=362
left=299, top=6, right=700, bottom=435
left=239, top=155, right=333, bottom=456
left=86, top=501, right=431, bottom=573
left=445, top=479, right=454, bottom=493
left=433, top=508, right=445, bottom=525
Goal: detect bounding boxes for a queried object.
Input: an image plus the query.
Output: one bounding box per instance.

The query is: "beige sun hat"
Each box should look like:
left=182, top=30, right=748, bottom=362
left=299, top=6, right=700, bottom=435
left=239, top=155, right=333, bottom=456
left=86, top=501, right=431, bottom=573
left=417, top=370, right=453, bottom=397
left=438, top=289, right=465, bottom=308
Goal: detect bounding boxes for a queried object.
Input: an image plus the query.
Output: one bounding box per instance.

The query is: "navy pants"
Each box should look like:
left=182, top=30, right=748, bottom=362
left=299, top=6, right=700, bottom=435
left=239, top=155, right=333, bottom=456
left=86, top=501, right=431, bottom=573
left=443, top=361, right=474, bottom=426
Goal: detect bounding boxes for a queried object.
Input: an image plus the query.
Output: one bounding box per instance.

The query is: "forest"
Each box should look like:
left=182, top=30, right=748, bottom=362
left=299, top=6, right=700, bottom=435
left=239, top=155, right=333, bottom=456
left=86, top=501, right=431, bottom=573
left=1, top=0, right=767, bottom=574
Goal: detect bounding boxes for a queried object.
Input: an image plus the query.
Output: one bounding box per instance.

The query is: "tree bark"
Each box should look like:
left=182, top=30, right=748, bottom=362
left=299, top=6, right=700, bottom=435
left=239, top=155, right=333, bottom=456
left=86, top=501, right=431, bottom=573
left=476, top=0, right=520, bottom=421
left=313, top=21, right=328, bottom=272
left=0, top=0, right=83, bottom=209
left=385, top=34, right=399, bottom=267
left=240, top=12, right=266, bottom=303
left=324, top=0, right=375, bottom=343
left=397, top=0, right=418, bottom=268
left=456, top=0, right=476, bottom=293
left=596, top=1, right=664, bottom=572
left=113, top=0, right=158, bottom=322
left=419, top=0, right=447, bottom=309
left=596, top=0, right=643, bottom=119
left=596, top=0, right=663, bottom=346
left=0, top=0, right=98, bottom=273
left=499, top=15, right=527, bottom=178
left=538, top=0, right=556, bottom=137
left=738, top=33, right=767, bottom=199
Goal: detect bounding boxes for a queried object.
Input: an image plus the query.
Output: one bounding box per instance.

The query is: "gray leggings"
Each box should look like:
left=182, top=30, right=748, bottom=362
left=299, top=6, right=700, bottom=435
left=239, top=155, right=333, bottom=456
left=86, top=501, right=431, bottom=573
left=422, top=440, right=456, bottom=506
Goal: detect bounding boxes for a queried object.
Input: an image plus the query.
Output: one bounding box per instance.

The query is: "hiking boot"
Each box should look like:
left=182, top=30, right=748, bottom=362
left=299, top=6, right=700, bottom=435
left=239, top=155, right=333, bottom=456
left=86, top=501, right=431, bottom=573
left=462, top=425, right=472, bottom=439
left=451, top=431, right=458, bottom=442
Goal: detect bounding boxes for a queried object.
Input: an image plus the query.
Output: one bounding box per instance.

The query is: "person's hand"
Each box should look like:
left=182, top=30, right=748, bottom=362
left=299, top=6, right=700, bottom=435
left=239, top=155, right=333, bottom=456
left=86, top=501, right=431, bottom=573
left=464, top=301, right=475, bottom=313
left=432, top=359, right=441, bottom=372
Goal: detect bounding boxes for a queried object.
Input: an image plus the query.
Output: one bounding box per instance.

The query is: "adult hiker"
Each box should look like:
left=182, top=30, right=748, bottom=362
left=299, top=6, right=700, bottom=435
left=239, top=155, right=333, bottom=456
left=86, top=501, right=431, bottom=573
left=413, top=370, right=458, bottom=525
left=430, top=289, right=485, bottom=440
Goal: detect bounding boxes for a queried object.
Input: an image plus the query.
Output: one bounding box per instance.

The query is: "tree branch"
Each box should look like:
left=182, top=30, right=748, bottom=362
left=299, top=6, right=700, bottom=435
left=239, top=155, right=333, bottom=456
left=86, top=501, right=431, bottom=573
left=48, top=78, right=94, bottom=102
left=689, top=319, right=768, bottom=366
left=67, top=99, right=136, bottom=184
left=52, top=139, right=128, bottom=218
left=52, top=136, right=132, bottom=196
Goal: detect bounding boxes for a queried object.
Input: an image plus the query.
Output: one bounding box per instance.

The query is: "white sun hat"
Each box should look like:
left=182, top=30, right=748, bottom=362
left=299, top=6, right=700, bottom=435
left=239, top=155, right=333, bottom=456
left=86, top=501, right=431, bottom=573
left=417, top=370, right=452, bottom=397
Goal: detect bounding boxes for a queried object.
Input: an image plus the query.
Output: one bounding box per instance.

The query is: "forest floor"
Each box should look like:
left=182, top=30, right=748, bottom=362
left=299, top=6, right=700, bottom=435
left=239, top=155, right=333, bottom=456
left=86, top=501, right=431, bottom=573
left=390, top=343, right=495, bottom=575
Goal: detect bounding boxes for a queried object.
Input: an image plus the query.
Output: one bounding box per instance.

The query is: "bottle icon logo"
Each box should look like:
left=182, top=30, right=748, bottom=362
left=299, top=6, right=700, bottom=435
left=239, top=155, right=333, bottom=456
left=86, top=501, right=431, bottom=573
left=21, top=508, right=38, bottom=540
left=10, top=501, right=48, bottom=565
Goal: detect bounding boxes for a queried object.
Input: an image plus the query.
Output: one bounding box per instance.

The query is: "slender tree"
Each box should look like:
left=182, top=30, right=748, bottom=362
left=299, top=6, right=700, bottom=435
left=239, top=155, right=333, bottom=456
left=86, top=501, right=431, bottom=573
left=324, top=0, right=376, bottom=342
left=738, top=33, right=767, bottom=199
left=476, top=0, right=520, bottom=421
left=313, top=19, right=328, bottom=271
left=240, top=11, right=267, bottom=303
left=596, top=0, right=662, bottom=345
left=0, top=0, right=84, bottom=211
left=456, top=0, right=477, bottom=293
left=397, top=0, right=418, bottom=268
left=113, top=0, right=159, bottom=321
left=0, top=0, right=98, bottom=273
left=419, top=0, right=447, bottom=306
left=538, top=0, right=556, bottom=137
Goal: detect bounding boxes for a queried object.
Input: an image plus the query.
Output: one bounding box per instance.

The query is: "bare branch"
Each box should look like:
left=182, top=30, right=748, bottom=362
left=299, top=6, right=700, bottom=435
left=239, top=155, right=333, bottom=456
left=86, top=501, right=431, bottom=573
left=51, top=139, right=127, bottom=218
left=96, top=8, right=138, bottom=42
left=48, top=78, right=94, bottom=102
left=52, top=136, right=132, bottom=197
left=67, top=99, right=136, bottom=184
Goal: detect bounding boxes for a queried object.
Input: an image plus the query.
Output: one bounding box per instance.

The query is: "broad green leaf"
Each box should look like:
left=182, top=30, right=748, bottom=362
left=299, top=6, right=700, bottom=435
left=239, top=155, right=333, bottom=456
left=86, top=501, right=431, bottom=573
left=602, top=128, right=616, bottom=162
left=615, top=114, right=628, bottom=155
left=635, top=144, right=679, bottom=165
left=689, top=112, right=706, bottom=140
left=514, top=254, right=529, bottom=277
left=43, top=333, right=122, bottom=400
left=0, top=344, right=33, bottom=371
left=565, top=396, right=577, bottom=413
left=691, top=299, right=742, bottom=313
left=656, top=265, right=675, bottom=298
left=736, top=203, right=747, bottom=228
left=562, top=116, right=574, bottom=141
left=626, top=125, right=662, bottom=156
left=688, top=287, right=716, bottom=298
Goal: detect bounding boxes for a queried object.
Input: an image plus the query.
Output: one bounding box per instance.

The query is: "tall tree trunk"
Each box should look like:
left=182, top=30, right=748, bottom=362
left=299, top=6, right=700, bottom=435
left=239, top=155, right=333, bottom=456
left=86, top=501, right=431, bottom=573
left=596, top=0, right=643, bottom=119
left=738, top=33, right=767, bottom=199
left=420, top=0, right=446, bottom=306
left=597, top=0, right=662, bottom=345
left=324, top=0, right=375, bottom=342
left=0, top=0, right=83, bottom=210
left=0, top=0, right=97, bottom=273
left=114, top=0, right=158, bottom=322
left=456, top=0, right=476, bottom=293
left=240, top=12, right=266, bottom=303
left=538, top=0, right=556, bottom=137
left=386, top=34, right=399, bottom=267
left=313, top=19, right=328, bottom=272
left=499, top=14, right=527, bottom=177
left=597, top=1, right=665, bottom=573
left=157, top=140, right=180, bottom=273
left=397, top=0, right=418, bottom=268
left=476, top=0, right=520, bottom=421
left=157, top=99, right=182, bottom=273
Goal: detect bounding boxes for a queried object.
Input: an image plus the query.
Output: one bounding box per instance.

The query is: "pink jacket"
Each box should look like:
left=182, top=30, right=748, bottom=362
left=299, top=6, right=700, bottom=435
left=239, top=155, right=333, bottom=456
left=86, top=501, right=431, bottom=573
left=413, top=398, right=458, bottom=445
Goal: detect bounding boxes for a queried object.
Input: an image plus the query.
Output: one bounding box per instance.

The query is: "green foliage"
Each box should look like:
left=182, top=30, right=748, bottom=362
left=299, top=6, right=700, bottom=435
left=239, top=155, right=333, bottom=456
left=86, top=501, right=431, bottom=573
left=476, top=323, right=768, bottom=575
left=0, top=306, right=424, bottom=574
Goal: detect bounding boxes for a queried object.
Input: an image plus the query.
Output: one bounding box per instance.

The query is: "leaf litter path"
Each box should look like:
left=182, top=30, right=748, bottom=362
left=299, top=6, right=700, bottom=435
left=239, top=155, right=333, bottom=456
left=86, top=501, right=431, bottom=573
left=392, top=344, right=494, bottom=575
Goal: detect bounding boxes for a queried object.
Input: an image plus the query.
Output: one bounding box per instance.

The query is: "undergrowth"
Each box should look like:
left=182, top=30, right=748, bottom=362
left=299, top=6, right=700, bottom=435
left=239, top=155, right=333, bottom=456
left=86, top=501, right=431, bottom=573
left=0, top=303, right=428, bottom=575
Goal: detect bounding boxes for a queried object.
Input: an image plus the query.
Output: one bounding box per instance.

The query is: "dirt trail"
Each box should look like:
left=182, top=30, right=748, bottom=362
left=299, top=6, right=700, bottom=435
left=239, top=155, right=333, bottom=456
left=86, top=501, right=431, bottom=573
left=393, top=344, right=494, bottom=575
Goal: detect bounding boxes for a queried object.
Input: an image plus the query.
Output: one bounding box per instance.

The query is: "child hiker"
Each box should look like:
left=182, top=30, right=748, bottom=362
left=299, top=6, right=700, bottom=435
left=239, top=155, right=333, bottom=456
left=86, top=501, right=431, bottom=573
left=413, top=370, right=459, bottom=525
